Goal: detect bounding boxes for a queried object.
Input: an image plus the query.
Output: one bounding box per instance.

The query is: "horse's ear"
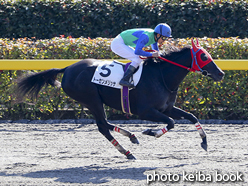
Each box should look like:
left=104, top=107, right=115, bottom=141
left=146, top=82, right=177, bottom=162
left=196, top=38, right=200, bottom=46
left=191, top=38, right=199, bottom=52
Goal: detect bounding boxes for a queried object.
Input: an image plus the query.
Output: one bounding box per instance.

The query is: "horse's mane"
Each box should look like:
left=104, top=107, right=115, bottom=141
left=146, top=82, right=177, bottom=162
left=144, top=45, right=191, bottom=64
left=161, top=45, right=191, bottom=60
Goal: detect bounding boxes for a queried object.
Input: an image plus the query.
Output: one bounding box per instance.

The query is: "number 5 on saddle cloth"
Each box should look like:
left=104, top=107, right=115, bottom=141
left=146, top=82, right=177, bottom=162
left=91, top=60, right=143, bottom=115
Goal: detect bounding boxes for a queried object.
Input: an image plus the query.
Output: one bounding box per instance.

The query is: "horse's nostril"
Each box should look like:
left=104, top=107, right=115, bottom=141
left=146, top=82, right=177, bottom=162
left=219, top=72, right=224, bottom=76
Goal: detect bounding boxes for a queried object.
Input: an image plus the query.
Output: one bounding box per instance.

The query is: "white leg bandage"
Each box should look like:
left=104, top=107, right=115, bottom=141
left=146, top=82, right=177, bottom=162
left=195, top=122, right=206, bottom=138
left=155, top=127, right=168, bottom=138
left=114, top=126, right=130, bottom=137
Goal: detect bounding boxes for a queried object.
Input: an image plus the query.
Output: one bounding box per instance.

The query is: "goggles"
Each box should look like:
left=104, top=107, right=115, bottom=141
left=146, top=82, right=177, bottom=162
left=156, top=35, right=167, bottom=41
left=160, top=36, right=167, bottom=41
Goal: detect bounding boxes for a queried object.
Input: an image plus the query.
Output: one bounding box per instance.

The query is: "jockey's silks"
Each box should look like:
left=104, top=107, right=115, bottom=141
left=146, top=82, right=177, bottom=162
left=120, top=28, right=158, bottom=57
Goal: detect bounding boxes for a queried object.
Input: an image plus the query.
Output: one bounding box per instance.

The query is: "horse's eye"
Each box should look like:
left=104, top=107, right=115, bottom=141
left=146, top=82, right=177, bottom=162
left=201, top=53, right=208, bottom=61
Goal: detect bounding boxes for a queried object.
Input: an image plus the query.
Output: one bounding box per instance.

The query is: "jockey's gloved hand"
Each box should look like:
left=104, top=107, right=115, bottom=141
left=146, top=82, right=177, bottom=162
left=152, top=51, right=160, bottom=58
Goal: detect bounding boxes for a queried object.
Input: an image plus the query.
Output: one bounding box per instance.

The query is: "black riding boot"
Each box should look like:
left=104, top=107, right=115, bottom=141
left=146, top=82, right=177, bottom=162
left=119, top=65, right=136, bottom=88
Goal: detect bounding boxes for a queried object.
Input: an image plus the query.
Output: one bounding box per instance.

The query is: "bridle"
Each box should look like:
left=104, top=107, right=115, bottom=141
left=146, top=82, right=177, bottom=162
left=190, top=47, right=212, bottom=76
left=139, top=39, right=214, bottom=92
left=157, top=48, right=212, bottom=76
left=140, top=39, right=213, bottom=77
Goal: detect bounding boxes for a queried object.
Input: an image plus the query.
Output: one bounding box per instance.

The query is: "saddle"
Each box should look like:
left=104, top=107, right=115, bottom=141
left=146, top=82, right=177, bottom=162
left=91, top=60, right=143, bottom=115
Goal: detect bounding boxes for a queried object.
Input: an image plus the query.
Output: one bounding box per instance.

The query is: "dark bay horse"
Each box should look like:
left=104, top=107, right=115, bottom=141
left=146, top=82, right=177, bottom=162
left=18, top=39, right=224, bottom=159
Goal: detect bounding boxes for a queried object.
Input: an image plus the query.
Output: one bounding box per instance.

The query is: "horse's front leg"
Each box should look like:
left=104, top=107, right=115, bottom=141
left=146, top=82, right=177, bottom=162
left=140, top=108, right=175, bottom=138
left=164, top=106, right=207, bottom=151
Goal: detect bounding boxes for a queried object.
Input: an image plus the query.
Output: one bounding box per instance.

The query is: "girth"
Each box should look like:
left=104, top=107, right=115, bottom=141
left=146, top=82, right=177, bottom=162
left=121, top=63, right=132, bottom=115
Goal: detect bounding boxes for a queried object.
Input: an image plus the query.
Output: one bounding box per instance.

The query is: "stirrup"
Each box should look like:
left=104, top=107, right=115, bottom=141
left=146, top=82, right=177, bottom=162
left=119, top=80, right=135, bottom=88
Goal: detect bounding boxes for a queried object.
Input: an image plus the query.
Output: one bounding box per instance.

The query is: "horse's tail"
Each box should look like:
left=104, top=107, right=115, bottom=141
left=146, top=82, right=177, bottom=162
left=18, top=68, right=67, bottom=99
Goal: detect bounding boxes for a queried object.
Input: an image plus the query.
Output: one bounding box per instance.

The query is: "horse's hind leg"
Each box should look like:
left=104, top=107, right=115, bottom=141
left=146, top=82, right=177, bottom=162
left=112, top=125, right=139, bottom=144
left=87, top=103, right=138, bottom=144
left=87, top=104, right=136, bottom=159
left=98, top=126, right=135, bottom=159
left=92, top=111, right=139, bottom=144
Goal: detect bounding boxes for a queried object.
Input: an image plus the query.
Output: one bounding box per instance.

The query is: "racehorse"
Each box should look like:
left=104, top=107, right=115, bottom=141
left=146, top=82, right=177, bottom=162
left=18, top=38, right=224, bottom=159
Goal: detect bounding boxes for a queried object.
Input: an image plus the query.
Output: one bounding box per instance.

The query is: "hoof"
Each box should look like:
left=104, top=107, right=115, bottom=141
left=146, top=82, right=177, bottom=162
left=142, top=129, right=155, bottom=136
left=201, top=137, right=207, bottom=151
left=130, top=134, right=139, bottom=144
left=127, top=153, right=136, bottom=160
left=155, top=133, right=163, bottom=138
left=201, top=142, right=208, bottom=151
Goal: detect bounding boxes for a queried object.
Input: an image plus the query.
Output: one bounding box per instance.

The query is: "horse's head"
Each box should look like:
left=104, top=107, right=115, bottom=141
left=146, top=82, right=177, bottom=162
left=191, top=38, right=224, bottom=82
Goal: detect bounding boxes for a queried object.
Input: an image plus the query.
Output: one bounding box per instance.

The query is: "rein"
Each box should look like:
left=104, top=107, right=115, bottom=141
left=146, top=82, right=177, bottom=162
left=158, top=56, right=193, bottom=71
left=140, top=50, right=193, bottom=71
left=140, top=49, right=210, bottom=75
left=140, top=48, right=211, bottom=93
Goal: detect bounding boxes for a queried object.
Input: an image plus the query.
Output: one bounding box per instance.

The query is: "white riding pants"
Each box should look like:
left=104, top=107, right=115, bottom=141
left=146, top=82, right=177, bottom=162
left=111, top=35, right=143, bottom=68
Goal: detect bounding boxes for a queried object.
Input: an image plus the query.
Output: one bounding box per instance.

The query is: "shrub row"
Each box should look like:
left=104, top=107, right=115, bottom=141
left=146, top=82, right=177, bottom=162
left=0, top=37, right=247, bottom=120
left=0, top=0, right=247, bottom=39
left=1, top=36, right=248, bottom=59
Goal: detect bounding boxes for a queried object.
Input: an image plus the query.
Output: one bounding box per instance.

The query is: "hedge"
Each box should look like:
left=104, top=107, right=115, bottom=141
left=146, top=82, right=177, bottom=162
left=0, top=37, right=247, bottom=120
left=0, top=0, right=247, bottom=39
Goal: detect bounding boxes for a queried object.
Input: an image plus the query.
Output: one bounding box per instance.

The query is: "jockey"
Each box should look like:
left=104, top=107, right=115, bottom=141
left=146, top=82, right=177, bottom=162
left=111, top=23, right=172, bottom=88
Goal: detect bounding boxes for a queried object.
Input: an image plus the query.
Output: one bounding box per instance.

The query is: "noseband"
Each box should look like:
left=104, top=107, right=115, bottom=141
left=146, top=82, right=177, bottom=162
left=190, top=48, right=212, bottom=76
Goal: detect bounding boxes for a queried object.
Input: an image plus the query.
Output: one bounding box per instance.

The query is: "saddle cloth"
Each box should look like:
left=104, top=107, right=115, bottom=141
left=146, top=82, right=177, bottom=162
left=91, top=60, right=143, bottom=89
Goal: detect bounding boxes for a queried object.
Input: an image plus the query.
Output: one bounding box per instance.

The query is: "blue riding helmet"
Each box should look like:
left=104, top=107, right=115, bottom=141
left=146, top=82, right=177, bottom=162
left=154, top=23, right=172, bottom=37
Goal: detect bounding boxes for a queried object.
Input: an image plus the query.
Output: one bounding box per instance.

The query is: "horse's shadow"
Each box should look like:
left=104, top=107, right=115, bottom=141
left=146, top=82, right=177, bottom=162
left=2, top=166, right=153, bottom=184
